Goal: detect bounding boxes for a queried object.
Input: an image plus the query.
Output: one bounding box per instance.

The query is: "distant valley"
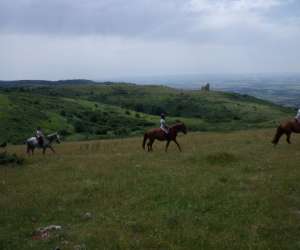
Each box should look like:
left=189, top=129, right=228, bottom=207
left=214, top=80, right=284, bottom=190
left=110, top=73, right=300, bottom=108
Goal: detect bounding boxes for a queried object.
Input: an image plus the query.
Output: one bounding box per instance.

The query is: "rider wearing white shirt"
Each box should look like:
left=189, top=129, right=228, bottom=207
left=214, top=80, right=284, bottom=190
left=295, top=109, right=300, bottom=123
left=35, top=127, right=45, bottom=146
left=160, top=113, right=169, bottom=134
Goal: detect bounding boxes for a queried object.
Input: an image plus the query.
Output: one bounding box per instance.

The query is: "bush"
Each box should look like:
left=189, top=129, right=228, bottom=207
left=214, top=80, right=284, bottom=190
left=89, top=114, right=98, bottom=123
left=0, top=152, right=25, bottom=166
left=74, top=121, right=86, bottom=133
left=95, top=126, right=109, bottom=135
left=60, top=110, right=66, bottom=116
left=59, top=129, right=71, bottom=136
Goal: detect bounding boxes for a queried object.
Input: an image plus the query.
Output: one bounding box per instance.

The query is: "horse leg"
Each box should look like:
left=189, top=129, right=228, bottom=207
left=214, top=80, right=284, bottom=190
left=286, top=132, right=292, bottom=144
left=272, top=126, right=284, bottom=146
left=49, top=145, right=56, bottom=153
left=148, top=139, right=154, bottom=152
left=165, top=140, right=170, bottom=152
left=173, top=139, right=182, bottom=152
left=27, top=144, right=33, bottom=155
left=43, top=147, right=46, bottom=155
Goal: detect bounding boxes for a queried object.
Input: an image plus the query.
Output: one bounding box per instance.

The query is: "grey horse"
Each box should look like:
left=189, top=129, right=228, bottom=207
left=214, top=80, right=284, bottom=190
left=26, top=133, right=61, bottom=155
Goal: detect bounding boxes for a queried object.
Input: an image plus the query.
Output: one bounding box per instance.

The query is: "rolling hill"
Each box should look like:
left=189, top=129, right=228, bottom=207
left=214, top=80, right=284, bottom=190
left=0, top=80, right=293, bottom=144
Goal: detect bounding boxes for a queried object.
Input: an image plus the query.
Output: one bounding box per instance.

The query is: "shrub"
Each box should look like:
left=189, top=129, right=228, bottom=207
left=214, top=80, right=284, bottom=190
left=0, top=152, right=25, bottom=166
left=60, top=110, right=66, bottom=116
left=95, top=126, right=109, bottom=135
left=74, top=121, right=86, bottom=133
left=59, top=129, right=71, bottom=136
left=89, top=114, right=98, bottom=123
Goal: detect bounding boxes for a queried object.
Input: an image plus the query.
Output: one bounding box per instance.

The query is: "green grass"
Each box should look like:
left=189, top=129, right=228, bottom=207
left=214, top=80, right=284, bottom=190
left=1, top=129, right=300, bottom=249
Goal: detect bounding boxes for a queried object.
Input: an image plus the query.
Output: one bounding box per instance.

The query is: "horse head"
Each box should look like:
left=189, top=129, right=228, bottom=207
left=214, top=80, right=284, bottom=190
left=174, top=122, right=187, bottom=134
left=55, top=133, right=61, bottom=144
left=180, top=123, right=187, bottom=134
left=47, top=132, right=61, bottom=144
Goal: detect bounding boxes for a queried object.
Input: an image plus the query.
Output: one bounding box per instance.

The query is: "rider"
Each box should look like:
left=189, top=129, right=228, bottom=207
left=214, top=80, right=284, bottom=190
left=295, top=108, right=300, bottom=123
left=35, top=126, right=45, bottom=147
left=160, top=113, right=169, bottom=137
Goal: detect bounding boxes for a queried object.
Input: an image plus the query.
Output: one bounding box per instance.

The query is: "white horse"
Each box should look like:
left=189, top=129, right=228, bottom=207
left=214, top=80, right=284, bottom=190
left=26, top=133, right=61, bottom=155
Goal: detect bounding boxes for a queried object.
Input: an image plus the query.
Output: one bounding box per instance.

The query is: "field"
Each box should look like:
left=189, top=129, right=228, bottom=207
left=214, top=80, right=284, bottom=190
left=1, top=129, right=300, bottom=249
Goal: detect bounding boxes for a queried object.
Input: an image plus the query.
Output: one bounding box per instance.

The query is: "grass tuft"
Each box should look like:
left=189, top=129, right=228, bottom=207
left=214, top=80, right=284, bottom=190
left=206, top=152, right=238, bottom=165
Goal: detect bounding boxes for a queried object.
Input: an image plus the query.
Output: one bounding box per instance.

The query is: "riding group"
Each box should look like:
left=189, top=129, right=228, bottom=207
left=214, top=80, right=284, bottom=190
left=26, top=113, right=186, bottom=155
left=25, top=108, right=300, bottom=155
left=145, top=109, right=300, bottom=150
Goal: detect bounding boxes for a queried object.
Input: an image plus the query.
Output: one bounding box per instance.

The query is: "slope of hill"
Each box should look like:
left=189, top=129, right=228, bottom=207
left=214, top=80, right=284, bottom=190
left=1, top=129, right=300, bottom=249
left=0, top=81, right=293, bottom=144
left=0, top=92, right=156, bottom=144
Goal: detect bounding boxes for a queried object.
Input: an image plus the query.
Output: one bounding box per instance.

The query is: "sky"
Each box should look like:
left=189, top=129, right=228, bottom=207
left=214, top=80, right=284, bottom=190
left=0, top=0, right=300, bottom=80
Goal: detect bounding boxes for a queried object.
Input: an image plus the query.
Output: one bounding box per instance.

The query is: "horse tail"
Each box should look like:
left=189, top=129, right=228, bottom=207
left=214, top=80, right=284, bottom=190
left=142, top=133, right=148, bottom=150
left=272, top=125, right=284, bottom=145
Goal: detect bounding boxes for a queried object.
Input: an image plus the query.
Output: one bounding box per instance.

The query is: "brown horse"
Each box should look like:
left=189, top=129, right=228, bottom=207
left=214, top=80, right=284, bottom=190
left=143, top=122, right=187, bottom=152
left=272, top=119, right=300, bottom=145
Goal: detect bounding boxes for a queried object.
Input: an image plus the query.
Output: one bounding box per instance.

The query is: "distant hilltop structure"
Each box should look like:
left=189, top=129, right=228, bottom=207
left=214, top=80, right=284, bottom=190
left=201, top=83, right=210, bottom=91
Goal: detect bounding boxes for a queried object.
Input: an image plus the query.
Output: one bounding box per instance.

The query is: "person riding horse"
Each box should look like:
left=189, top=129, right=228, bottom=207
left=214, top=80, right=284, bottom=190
left=27, top=132, right=61, bottom=155
left=160, top=113, right=170, bottom=138
left=35, top=127, right=45, bottom=147
left=272, top=109, right=300, bottom=145
left=143, top=120, right=187, bottom=152
left=295, top=108, right=300, bottom=123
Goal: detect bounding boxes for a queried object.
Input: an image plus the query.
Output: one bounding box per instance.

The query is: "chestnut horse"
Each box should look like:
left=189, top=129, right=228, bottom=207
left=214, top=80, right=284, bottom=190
left=143, top=122, right=187, bottom=152
left=272, top=119, right=300, bottom=145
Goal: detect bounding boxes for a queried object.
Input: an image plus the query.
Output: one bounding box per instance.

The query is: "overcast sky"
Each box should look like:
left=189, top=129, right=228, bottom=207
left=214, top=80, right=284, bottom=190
left=0, top=0, right=300, bottom=80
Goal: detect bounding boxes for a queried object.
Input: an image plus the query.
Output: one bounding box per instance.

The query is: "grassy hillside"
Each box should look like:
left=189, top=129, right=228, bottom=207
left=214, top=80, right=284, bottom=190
left=0, top=82, right=293, bottom=144
left=0, top=92, right=156, bottom=143
left=1, top=129, right=300, bottom=249
left=23, top=82, right=291, bottom=119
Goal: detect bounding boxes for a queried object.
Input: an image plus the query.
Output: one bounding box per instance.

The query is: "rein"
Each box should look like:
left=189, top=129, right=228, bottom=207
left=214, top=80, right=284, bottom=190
left=170, top=123, right=184, bottom=133
left=46, top=133, right=58, bottom=144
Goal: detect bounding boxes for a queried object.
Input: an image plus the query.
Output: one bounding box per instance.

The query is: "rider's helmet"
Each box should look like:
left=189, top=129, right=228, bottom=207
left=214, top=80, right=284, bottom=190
left=161, top=113, right=165, bottom=118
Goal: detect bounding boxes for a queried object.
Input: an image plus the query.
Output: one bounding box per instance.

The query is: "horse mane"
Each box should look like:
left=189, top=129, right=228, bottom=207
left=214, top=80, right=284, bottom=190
left=171, top=122, right=184, bottom=128
left=47, top=132, right=58, bottom=138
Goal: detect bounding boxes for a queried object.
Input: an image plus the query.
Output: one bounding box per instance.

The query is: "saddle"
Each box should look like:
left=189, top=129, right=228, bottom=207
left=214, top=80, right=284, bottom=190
left=160, top=128, right=171, bottom=139
left=37, top=137, right=44, bottom=146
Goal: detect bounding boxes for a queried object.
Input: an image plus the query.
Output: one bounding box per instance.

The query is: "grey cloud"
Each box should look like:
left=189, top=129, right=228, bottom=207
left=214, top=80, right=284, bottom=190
left=0, top=0, right=300, bottom=80
left=0, top=0, right=298, bottom=45
left=0, top=0, right=188, bottom=37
